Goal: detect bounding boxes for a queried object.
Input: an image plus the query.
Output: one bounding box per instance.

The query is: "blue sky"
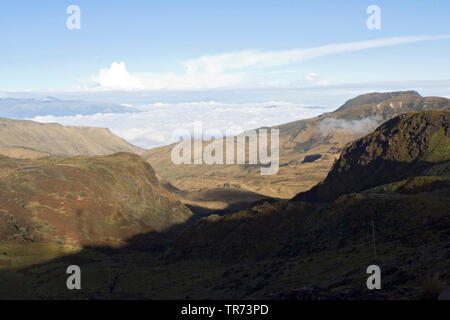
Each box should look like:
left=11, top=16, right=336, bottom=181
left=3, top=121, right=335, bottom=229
left=1, top=0, right=449, bottom=93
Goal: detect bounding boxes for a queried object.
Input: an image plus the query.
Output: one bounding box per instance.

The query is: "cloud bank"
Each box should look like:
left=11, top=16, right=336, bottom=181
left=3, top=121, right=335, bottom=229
left=32, top=101, right=328, bottom=148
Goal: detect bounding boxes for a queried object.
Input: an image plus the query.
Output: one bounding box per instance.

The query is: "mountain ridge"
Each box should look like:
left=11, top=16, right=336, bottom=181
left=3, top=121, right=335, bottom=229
left=0, top=117, right=144, bottom=157
left=294, top=110, right=450, bottom=202
left=334, top=90, right=422, bottom=113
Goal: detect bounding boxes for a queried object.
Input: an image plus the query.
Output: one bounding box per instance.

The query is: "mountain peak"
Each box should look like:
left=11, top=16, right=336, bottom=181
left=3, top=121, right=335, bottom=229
left=326, top=90, right=450, bottom=122
left=335, top=90, right=422, bottom=113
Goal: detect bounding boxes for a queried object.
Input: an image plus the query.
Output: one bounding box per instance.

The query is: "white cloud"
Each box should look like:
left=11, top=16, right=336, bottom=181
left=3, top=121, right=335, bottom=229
left=268, top=70, right=308, bottom=75
left=91, top=62, right=247, bottom=91
left=182, top=35, right=450, bottom=73
left=319, top=117, right=380, bottom=135
left=305, top=72, right=318, bottom=81
left=92, top=62, right=144, bottom=90
left=89, top=35, right=450, bottom=91
left=301, top=72, right=331, bottom=86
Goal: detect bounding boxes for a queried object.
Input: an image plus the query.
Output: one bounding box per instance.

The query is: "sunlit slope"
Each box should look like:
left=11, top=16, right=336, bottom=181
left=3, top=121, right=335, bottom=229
left=0, top=118, right=144, bottom=157
left=144, top=91, right=450, bottom=200
left=0, top=146, right=50, bottom=159
left=0, top=153, right=192, bottom=247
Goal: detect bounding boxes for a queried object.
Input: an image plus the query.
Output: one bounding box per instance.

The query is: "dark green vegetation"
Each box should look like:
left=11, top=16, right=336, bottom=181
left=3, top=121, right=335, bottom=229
left=0, top=109, right=449, bottom=300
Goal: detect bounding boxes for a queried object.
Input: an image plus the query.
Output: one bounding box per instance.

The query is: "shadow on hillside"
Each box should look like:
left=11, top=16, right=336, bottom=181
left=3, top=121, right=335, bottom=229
left=0, top=160, right=449, bottom=299
left=295, top=159, right=450, bottom=203
left=185, top=197, right=278, bottom=216
left=0, top=213, right=197, bottom=299
left=0, top=194, right=282, bottom=299
left=170, top=186, right=276, bottom=216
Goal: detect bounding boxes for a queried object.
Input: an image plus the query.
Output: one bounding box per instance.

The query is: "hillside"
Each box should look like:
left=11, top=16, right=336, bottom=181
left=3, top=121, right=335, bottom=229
left=2, top=110, right=448, bottom=299
left=143, top=91, right=450, bottom=212
left=0, top=146, right=50, bottom=159
left=294, top=110, right=450, bottom=202
left=153, top=110, right=450, bottom=299
left=0, top=153, right=192, bottom=251
left=0, top=118, right=144, bottom=157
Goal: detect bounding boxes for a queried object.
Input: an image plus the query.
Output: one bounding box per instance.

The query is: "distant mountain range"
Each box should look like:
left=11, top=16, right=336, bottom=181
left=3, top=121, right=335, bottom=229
left=0, top=96, right=138, bottom=119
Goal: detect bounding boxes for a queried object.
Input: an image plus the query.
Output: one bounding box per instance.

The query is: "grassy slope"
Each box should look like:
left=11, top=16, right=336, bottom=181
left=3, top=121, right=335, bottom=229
left=2, top=165, right=447, bottom=299
left=0, top=146, right=50, bottom=159
left=1, top=111, right=449, bottom=299
left=0, top=118, right=143, bottom=157
left=0, top=153, right=192, bottom=270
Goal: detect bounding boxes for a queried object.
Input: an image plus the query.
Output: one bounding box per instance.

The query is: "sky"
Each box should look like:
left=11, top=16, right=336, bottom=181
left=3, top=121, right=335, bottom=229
left=1, top=0, right=449, bottom=93
left=1, top=1, right=450, bottom=147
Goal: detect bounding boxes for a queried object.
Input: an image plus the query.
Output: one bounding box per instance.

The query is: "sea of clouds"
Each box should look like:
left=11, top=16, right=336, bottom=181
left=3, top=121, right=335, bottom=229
left=31, top=101, right=329, bottom=149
